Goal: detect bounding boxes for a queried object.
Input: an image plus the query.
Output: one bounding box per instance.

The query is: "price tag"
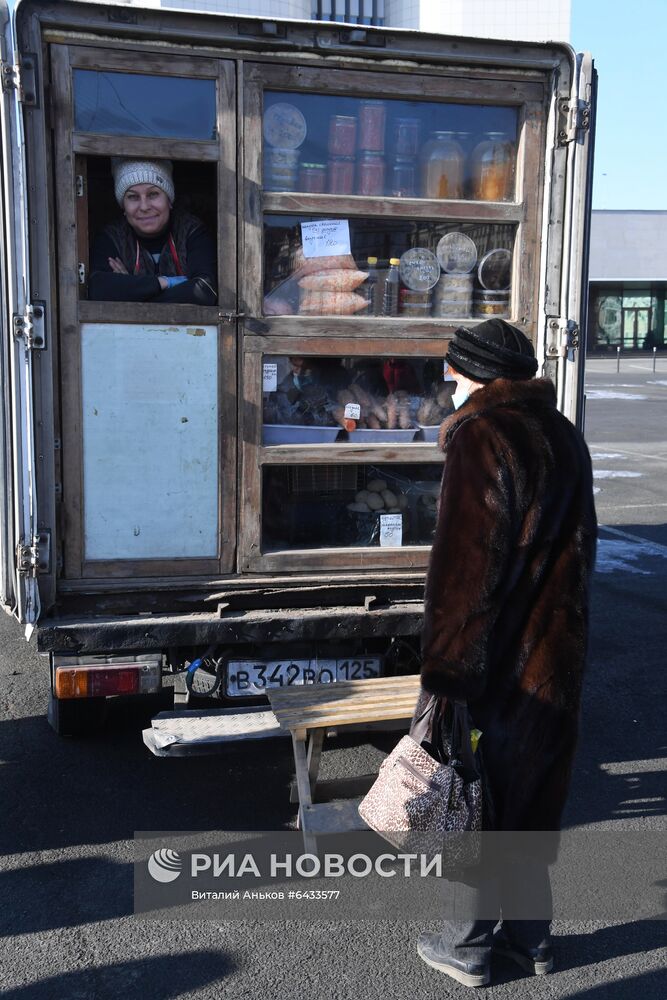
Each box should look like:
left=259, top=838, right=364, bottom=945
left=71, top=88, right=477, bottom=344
left=344, top=402, right=361, bottom=420
left=380, top=513, right=403, bottom=548
left=262, top=363, right=278, bottom=392
left=301, top=219, right=351, bottom=259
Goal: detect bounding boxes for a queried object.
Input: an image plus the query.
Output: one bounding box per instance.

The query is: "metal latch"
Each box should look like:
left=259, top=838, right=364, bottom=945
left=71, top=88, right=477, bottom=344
left=13, top=302, right=46, bottom=350
left=1, top=53, right=37, bottom=105
left=557, top=98, right=591, bottom=145
left=17, top=532, right=50, bottom=575
left=546, top=318, right=579, bottom=358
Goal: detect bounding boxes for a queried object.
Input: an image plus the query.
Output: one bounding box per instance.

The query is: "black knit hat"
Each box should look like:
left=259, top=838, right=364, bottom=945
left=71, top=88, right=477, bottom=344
left=445, top=319, right=538, bottom=382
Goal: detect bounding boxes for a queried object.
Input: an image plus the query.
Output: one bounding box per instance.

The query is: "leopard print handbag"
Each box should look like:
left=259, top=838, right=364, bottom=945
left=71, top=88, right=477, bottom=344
left=358, top=697, right=482, bottom=861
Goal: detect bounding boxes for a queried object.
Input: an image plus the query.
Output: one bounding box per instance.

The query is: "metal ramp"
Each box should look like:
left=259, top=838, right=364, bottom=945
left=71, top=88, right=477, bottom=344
left=143, top=706, right=287, bottom=757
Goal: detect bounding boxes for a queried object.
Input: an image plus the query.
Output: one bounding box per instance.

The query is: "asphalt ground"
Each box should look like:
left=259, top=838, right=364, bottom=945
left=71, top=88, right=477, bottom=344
left=0, top=358, right=665, bottom=999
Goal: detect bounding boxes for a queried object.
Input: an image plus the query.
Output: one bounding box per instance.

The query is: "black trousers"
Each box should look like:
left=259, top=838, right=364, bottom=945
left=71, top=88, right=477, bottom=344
left=438, top=856, right=552, bottom=963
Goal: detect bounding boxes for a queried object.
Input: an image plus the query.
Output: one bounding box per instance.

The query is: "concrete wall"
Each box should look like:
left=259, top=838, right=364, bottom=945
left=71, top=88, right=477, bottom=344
left=589, top=211, right=667, bottom=283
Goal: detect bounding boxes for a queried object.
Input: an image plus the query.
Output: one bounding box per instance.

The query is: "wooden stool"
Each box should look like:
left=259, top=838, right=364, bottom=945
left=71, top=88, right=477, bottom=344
left=268, top=675, right=421, bottom=852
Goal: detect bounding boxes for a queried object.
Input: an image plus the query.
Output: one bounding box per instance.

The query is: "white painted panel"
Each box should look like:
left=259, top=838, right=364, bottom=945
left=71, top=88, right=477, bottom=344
left=82, top=323, right=218, bottom=560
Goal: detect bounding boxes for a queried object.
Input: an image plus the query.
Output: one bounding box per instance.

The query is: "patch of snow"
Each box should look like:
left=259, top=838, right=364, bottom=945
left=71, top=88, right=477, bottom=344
left=595, top=538, right=667, bottom=575
left=586, top=390, right=647, bottom=400
left=593, top=470, right=642, bottom=479
left=591, top=452, right=625, bottom=460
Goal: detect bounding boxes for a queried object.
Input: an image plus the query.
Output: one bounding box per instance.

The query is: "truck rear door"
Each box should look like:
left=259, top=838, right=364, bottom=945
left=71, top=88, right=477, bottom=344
left=0, top=1, right=42, bottom=625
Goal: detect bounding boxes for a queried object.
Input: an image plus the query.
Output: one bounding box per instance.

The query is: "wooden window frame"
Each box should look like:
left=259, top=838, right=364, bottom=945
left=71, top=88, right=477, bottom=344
left=238, top=61, right=547, bottom=573
left=51, top=43, right=237, bottom=580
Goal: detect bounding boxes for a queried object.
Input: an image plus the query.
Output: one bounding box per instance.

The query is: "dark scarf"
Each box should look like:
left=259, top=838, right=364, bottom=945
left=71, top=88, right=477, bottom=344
left=104, top=209, right=201, bottom=278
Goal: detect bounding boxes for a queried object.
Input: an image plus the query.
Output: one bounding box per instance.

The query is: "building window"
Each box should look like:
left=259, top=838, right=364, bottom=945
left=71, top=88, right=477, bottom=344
left=588, top=284, right=666, bottom=353
left=312, top=0, right=384, bottom=26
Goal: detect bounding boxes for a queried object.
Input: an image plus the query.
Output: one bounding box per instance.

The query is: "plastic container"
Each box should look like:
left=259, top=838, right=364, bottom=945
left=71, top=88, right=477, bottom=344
left=421, top=131, right=464, bottom=199
left=298, top=163, right=327, bottom=193
left=382, top=257, right=401, bottom=316
left=357, top=151, right=386, bottom=196
left=432, top=273, right=474, bottom=317
left=328, top=115, right=357, bottom=156
left=328, top=155, right=355, bottom=194
left=470, top=131, right=515, bottom=201
left=436, top=232, right=478, bottom=274
left=263, top=424, right=341, bottom=445
left=473, top=290, right=510, bottom=318
left=358, top=100, right=387, bottom=152
left=344, top=427, right=417, bottom=444
left=400, top=285, right=432, bottom=317
left=389, top=156, right=417, bottom=198
left=477, top=248, right=512, bottom=290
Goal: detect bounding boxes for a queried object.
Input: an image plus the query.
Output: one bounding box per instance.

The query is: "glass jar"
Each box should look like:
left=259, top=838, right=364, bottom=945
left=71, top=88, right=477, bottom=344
left=357, top=151, right=385, bottom=196
left=298, top=163, right=327, bottom=193
left=391, top=117, right=420, bottom=156
left=470, top=131, right=515, bottom=201
left=328, top=115, right=357, bottom=156
left=420, top=131, right=464, bottom=200
left=328, top=155, right=355, bottom=195
left=358, top=100, right=387, bottom=152
left=389, top=156, right=416, bottom=198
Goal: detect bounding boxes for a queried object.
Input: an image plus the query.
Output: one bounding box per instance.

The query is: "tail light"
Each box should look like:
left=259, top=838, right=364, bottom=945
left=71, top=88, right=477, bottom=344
left=54, top=660, right=161, bottom=699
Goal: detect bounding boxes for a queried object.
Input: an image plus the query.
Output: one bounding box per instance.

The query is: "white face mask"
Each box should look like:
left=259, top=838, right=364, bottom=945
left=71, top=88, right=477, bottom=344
left=452, top=384, right=470, bottom=410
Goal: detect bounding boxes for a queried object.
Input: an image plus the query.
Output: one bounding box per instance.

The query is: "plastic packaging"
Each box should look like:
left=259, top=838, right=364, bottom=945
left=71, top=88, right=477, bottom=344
left=382, top=258, right=401, bottom=316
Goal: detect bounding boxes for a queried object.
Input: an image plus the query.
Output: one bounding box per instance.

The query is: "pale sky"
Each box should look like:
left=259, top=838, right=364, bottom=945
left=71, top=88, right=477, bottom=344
left=571, top=0, right=667, bottom=211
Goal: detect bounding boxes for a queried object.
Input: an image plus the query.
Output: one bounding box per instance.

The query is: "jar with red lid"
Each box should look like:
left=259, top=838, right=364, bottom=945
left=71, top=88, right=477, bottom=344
left=358, top=100, right=387, bottom=152
left=328, top=115, right=357, bottom=156
left=298, top=163, right=327, bottom=193
left=389, top=156, right=416, bottom=198
left=328, top=155, right=355, bottom=195
left=357, top=151, right=385, bottom=196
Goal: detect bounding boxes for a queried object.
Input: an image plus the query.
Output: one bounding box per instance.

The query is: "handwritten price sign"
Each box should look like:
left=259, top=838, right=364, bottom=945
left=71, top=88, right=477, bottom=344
left=301, top=219, right=351, bottom=258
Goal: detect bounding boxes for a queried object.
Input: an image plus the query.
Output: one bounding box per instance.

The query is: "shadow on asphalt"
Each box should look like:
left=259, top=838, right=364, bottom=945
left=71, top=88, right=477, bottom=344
left=1, top=951, right=236, bottom=999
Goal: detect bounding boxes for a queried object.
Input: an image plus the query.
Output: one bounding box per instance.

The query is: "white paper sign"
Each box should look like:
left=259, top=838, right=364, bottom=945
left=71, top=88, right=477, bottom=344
left=263, top=363, right=278, bottom=392
left=380, top=513, right=403, bottom=548
left=301, top=219, right=351, bottom=259
left=344, top=402, right=361, bottom=420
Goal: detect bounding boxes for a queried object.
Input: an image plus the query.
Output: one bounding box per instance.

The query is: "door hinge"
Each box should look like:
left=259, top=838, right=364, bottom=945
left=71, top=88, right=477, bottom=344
left=78, top=263, right=87, bottom=284
left=13, top=302, right=46, bottom=350
left=1, top=53, right=38, bottom=106
left=76, top=175, right=85, bottom=198
left=546, top=318, right=579, bottom=358
left=17, top=532, right=50, bottom=576
left=557, top=98, right=591, bottom=145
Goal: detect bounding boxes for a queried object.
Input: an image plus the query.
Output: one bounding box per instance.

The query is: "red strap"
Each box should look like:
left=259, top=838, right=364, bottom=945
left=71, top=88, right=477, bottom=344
left=133, top=233, right=184, bottom=276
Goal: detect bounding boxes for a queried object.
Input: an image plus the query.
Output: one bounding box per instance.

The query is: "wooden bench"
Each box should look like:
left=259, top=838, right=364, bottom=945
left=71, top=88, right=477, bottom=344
left=267, top=674, right=421, bottom=852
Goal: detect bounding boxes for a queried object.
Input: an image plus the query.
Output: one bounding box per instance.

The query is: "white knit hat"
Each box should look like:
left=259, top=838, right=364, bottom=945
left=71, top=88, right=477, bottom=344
left=111, top=158, right=175, bottom=206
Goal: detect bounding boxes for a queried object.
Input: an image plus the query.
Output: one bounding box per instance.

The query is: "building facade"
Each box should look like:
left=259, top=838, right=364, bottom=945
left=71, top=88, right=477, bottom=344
left=587, top=211, right=667, bottom=355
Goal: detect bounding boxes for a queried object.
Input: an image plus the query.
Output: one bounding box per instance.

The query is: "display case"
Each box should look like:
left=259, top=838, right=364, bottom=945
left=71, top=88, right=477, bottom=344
left=240, top=61, right=546, bottom=571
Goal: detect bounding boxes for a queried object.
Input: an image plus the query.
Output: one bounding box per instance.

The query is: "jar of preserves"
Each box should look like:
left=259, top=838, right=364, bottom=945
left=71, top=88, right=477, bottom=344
left=420, top=131, right=464, bottom=200
left=328, top=155, right=355, bottom=195
left=389, top=156, right=416, bottom=198
left=328, top=115, right=357, bottom=156
left=470, top=131, right=515, bottom=201
left=298, top=163, right=327, bottom=193
left=391, top=117, right=420, bottom=156
left=358, top=100, right=387, bottom=152
left=357, top=151, right=385, bottom=196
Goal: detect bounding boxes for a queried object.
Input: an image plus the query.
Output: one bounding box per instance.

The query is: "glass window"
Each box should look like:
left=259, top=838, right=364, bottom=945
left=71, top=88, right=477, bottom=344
left=263, top=216, right=515, bottom=320
left=262, top=464, right=442, bottom=551
left=73, top=70, right=217, bottom=140
left=263, top=91, right=518, bottom=201
left=262, top=354, right=454, bottom=444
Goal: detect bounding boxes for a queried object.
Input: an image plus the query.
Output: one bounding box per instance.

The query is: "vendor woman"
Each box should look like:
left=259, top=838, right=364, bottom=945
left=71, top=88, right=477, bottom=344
left=88, top=158, right=217, bottom=304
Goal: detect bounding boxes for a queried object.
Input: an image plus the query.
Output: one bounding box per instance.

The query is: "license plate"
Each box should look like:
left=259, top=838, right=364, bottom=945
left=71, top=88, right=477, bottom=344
left=225, top=657, right=382, bottom=697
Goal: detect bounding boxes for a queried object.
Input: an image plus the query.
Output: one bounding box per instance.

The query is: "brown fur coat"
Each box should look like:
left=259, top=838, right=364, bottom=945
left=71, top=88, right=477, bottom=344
left=421, top=377, right=597, bottom=830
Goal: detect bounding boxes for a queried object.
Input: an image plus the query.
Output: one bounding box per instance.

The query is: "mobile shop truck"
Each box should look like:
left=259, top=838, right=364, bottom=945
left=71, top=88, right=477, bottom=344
left=0, top=0, right=595, bottom=745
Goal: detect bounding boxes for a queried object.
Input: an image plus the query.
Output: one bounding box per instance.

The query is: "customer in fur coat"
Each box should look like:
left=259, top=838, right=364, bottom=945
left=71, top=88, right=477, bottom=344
left=416, top=319, right=597, bottom=988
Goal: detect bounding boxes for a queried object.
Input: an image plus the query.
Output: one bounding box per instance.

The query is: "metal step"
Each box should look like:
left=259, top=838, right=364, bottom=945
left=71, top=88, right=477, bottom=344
left=142, top=707, right=287, bottom=757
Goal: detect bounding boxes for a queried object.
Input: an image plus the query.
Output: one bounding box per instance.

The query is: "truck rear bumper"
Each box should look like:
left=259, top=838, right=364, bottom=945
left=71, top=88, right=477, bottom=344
left=37, top=600, right=425, bottom=654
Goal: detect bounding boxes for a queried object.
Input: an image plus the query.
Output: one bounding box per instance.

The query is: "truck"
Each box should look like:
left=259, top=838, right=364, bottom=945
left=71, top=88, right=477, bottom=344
left=0, top=0, right=595, bottom=746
